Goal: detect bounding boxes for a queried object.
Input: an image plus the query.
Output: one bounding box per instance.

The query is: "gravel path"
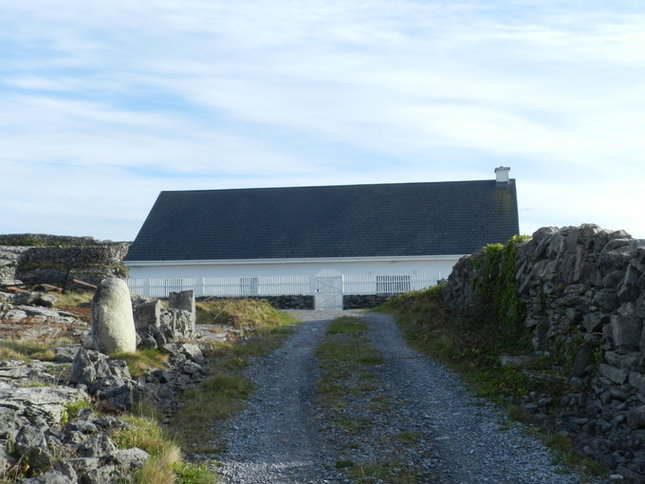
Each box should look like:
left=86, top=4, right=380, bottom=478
left=216, top=311, right=346, bottom=483
left=215, top=310, right=585, bottom=483
left=363, top=311, right=580, bottom=483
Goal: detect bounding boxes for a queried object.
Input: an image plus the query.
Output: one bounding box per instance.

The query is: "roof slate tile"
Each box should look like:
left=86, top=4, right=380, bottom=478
left=125, top=180, right=519, bottom=261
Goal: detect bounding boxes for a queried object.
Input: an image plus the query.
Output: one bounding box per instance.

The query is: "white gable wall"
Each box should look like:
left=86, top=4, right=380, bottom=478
left=125, top=255, right=461, bottom=299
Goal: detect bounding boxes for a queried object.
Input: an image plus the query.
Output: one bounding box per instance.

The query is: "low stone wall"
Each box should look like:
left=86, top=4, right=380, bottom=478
left=343, top=294, right=396, bottom=309
left=16, top=244, right=130, bottom=289
left=444, top=224, right=645, bottom=479
left=0, top=234, right=106, bottom=247
left=198, top=295, right=314, bottom=310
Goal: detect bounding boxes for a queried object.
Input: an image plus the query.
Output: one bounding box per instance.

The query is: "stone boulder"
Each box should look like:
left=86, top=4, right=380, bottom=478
left=91, top=278, right=136, bottom=354
left=133, top=294, right=196, bottom=349
left=0, top=382, right=88, bottom=426
left=70, top=348, right=135, bottom=411
left=169, top=290, right=196, bottom=331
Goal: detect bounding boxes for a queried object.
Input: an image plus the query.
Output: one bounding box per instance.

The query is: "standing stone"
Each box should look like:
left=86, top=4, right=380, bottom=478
left=133, top=300, right=162, bottom=331
left=92, top=278, right=136, bottom=354
left=168, top=290, right=196, bottom=333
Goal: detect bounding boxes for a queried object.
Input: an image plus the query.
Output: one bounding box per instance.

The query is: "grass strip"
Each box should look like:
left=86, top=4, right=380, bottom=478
left=316, top=316, right=423, bottom=483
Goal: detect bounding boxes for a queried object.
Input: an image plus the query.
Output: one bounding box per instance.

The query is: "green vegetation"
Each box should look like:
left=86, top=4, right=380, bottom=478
left=471, top=235, right=530, bottom=339
left=0, top=340, right=59, bottom=362
left=112, top=415, right=215, bottom=484
left=53, top=290, right=93, bottom=309
left=316, top=316, right=383, bottom=402
left=196, top=298, right=297, bottom=329
left=61, top=399, right=91, bottom=423
left=545, top=433, right=605, bottom=477
left=172, top=300, right=299, bottom=455
left=111, top=349, right=169, bottom=377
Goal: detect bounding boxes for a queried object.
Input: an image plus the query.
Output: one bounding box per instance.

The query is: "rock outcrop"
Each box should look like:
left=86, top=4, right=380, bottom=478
left=134, top=290, right=197, bottom=349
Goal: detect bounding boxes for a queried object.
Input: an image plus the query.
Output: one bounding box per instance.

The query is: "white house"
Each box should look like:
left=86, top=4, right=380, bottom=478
left=124, top=167, right=519, bottom=309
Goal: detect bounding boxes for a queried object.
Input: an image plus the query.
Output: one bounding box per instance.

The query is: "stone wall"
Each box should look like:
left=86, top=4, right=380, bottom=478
left=343, top=294, right=396, bottom=309
left=15, top=244, right=130, bottom=289
left=0, top=234, right=107, bottom=247
left=444, top=224, right=645, bottom=478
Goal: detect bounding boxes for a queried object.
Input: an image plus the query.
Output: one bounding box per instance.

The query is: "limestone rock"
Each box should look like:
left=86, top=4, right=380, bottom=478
left=0, top=383, right=87, bottom=425
left=92, top=278, right=136, bottom=354
left=14, top=425, right=54, bottom=471
left=169, top=289, right=196, bottom=330
left=133, top=299, right=162, bottom=330
left=0, top=444, right=16, bottom=474
left=110, top=447, right=150, bottom=470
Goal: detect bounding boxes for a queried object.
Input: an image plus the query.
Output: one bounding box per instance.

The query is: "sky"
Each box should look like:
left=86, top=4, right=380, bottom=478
left=1, top=1, right=644, bottom=242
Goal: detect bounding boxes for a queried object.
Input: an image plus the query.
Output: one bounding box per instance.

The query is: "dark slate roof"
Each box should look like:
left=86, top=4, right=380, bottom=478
left=125, top=180, right=519, bottom=261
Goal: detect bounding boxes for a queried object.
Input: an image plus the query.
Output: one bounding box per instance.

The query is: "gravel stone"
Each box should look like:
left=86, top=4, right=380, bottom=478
left=214, top=310, right=591, bottom=483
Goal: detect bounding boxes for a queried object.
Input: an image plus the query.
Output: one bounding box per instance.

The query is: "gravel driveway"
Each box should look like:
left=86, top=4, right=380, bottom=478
left=215, top=310, right=585, bottom=483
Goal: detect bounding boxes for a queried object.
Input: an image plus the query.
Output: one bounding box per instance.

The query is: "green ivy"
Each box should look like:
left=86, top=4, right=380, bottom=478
left=472, top=235, right=530, bottom=339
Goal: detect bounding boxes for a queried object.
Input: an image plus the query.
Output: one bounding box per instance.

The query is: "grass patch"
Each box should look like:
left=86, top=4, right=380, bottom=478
left=53, top=291, right=93, bottom=309
left=545, top=434, right=606, bottom=477
left=327, top=316, right=368, bottom=334
left=316, top=316, right=383, bottom=400
left=195, top=298, right=297, bottom=329
left=61, top=399, right=91, bottom=423
left=347, top=462, right=421, bottom=483
left=112, top=415, right=217, bottom=484
left=111, top=349, right=169, bottom=378
left=0, top=340, right=59, bottom=362
left=394, top=431, right=422, bottom=446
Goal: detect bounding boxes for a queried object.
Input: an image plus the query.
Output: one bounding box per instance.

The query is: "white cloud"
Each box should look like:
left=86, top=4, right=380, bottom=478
left=1, top=1, right=644, bottom=240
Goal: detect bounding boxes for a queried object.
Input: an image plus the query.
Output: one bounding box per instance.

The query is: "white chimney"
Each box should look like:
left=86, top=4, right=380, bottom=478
left=495, top=166, right=510, bottom=183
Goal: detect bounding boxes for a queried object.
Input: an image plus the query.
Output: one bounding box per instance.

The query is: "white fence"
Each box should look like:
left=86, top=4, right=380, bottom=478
left=126, top=272, right=443, bottom=299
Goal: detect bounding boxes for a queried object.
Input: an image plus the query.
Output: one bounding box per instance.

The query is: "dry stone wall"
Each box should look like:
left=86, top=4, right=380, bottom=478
left=0, top=243, right=130, bottom=289
left=0, top=246, right=30, bottom=283
left=445, top=224, right=645, bottom=479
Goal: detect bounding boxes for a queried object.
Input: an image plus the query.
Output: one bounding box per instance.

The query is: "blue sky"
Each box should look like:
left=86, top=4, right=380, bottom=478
left=1, top=1, right=644, bottom=241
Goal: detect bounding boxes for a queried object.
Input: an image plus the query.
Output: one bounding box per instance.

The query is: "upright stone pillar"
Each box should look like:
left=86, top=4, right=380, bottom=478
left=92, top=278, right=136, bottom=354
left=169, top=290, right=196, bottom=333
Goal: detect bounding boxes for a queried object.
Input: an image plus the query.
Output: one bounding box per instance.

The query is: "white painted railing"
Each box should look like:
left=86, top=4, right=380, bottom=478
left=126, top=273, right=443, bottom=298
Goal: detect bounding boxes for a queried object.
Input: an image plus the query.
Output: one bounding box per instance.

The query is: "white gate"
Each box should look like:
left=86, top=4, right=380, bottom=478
left=314, top=270, right=343, bottom=310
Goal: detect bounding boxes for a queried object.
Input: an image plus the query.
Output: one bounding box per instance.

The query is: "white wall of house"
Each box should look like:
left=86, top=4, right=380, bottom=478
left=125, top=255, right=462, bottom=300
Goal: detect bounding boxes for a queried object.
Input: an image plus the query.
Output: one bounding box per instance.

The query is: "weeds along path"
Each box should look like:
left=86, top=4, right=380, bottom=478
left=362, top=311, right=582, bottom=483
left=215, top=310, right=347, bottom=483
